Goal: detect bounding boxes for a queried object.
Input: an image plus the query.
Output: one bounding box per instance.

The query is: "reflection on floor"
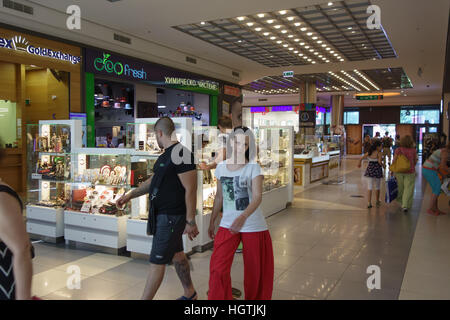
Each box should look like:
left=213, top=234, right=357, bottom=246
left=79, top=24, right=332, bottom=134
left=29, top=158, right=449, bottom=300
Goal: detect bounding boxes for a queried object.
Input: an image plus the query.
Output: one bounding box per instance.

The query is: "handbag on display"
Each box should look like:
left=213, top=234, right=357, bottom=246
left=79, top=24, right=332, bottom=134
left=146, top=156, right=172, bottom=236
left=385, top=176, right=398, bottom=203
left=389, top=150, right=411, bottom=173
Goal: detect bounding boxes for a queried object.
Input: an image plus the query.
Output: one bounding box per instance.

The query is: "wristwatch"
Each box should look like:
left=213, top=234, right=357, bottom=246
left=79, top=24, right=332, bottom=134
left=186, top=219, right=196, bottom=226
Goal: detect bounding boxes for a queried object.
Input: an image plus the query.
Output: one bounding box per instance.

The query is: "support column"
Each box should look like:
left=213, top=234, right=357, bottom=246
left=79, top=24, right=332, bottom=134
left=299, top=82, right=317, bottom=136
left=330, top=95, right=345, bottom=134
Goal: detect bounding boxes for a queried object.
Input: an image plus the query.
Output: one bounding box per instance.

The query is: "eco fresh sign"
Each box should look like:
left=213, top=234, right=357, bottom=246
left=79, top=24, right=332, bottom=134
left=356, top=95, right=383, bottom=100
left=0, top=35, right=81, bottom=64
left=94, top=53, right=147, bottom=80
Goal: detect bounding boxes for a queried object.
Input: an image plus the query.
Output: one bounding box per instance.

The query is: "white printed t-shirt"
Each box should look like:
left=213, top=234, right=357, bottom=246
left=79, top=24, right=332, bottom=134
left=215, top=161, right=268, bottom=232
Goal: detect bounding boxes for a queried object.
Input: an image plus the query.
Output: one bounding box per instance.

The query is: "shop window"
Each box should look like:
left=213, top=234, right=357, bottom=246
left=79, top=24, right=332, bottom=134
left=344, top=111, right=359, bottom=124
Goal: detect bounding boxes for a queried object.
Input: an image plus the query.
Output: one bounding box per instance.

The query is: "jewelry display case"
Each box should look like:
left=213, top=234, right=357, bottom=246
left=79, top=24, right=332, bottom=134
left=64, top=149, right=131, bottom=252
left=26, top=120, right=82, bottom=242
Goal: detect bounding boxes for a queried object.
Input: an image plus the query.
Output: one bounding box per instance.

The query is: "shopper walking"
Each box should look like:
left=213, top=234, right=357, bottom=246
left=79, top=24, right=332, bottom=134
left=363, top=134, right=371, bottom=154
left=199, top=116, right=232, bottom=171
left=381, top=131, right=394, bottom=167
left=358, top=140, right=384, bottom=208
left=117, top=117, right=199, bottom=300
left=422, top=141, right=450, bottom=216
left=392, top=135, right=418, bottom=212
left=208, top=127, right=274, bottom=300
left=0, top=147, right=33, bottom=300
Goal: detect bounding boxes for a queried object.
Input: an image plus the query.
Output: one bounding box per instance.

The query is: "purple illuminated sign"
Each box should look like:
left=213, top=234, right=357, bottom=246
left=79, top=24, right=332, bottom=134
left=251, top=107, right=267, bottom=113
left=272, top=105, right=293, bottom=112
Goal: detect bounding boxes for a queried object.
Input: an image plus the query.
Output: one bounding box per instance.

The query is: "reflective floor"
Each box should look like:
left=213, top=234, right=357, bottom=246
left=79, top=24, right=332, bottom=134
left=30, top=158, right=449, bottom=300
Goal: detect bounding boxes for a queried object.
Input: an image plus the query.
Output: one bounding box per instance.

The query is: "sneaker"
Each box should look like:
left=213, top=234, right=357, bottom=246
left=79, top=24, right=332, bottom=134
left=402, top=207, right=408, bottom=213
left=177, top=291, right=197, bottom=300
left=367, top=204, right=373, bottom=209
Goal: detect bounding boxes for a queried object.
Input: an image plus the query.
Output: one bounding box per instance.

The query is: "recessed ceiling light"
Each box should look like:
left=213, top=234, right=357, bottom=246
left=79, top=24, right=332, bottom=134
left=299, top=53, right=304, bottom=56
left=281, top=30, right=288, bottom=33
left=287, top=16, right=295, bottom=21
left=304, top=56, right=308, bottom=60
left=288, top=35, right=294, bottom=38
left=283, top=44, right=289, bottom=47
left=326, top=60, right=330, bottom=62
left=307, top=32, right=313, bottom=36
left=255, top=27, right=262, bottom=31
left=279, top=10, right=287, bottom=15
left=277, top=40, right=282, bottom=44
left=308, top=58, right=312, bottom=61
left=305, top=46, right=310, bottom=49
left=340, top=59, right=344, bottom=61
left=289, top=47, right=294, bottom=50
left=334, top=53, right=338, bottom=56
left=319, top=55, right=323, bottom=58
left=294, top=39, right=300, bottom=42
left=274, top=25, right=281, bottom=29
left=348, top=27, right=352, bottom=30
left=314, top=52, right=319, bottom=55
left=247, top=22, right=254, bottom=26
left=257, top=13, right=265, bottom=18
left=237, top=40, right=243, bottom=43
left=267, top=19, right=274, bottom=24
left=200, top=21, right=206, bottom=25
left=263, top=32, right=270, bottom=36
left=322, top=44, right=327, bottom=47
left=237, top=16, right=245, bottom=21
left=326, top=47, right=331, bottom=51
left=294, top=50, right=299, bottom=53
left=301, top=27, right=307, bottom=32
left=312, top=61, right=316, bottom=64
left=294, top=22, right=301, bottom=26
left=330, top=50, right=334, bottom=54
left=328, top=2, right=333, bottom=6
left=270, top=36, right=276, bottom=40
left=309, top=49, right=314, bottom=52
left=300, top=42, right=305, bottom=46
left=312, top=36, right=318, bottom=40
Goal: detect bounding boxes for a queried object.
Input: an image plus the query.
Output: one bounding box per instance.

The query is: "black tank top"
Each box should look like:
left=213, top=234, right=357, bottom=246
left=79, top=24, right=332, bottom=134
left=0, top=184, right=23, bottom=300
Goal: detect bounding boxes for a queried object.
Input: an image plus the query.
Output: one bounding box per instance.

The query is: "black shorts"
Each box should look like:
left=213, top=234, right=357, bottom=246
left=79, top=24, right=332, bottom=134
left=149, top=214, right=186, bottom=265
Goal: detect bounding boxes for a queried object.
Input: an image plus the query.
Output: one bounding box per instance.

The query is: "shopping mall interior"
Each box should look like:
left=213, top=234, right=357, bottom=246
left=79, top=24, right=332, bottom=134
left=0, top=0, right=449, bottom=301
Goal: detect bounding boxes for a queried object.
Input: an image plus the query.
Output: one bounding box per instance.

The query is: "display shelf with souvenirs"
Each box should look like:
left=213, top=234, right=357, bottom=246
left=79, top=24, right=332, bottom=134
left=126, top=117, right=192, bottom=155
left=25, top=120, right=83, bottom=242
left=254, top=126, right=294, bottom=218
left=64, top=149, right=131, bottom=252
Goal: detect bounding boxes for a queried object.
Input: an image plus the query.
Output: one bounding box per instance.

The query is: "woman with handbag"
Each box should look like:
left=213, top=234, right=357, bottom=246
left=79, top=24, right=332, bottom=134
left=391, top=135, right=418, bottom=212
left=422, top=141, right=450, bottom=216
left=0, top=146, right=33, bottom=300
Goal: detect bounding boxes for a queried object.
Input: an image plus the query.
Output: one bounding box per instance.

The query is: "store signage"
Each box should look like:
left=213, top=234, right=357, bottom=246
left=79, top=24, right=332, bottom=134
left=0, top=35, right=81, bottom=64
left=300, top=110, right=316, bottom=128
left=164, top=77, right=218, bottom=91
left=272, top=106, right=293, bottom=112
left=283, top=71, right=294, bottom=78
left=224, top=85, right=241, bottom=97
left=250, top=107, right=268, bottom=113
left=356, top=95, right=383, bottom=100
left=94, top=53, right=147, bottom=80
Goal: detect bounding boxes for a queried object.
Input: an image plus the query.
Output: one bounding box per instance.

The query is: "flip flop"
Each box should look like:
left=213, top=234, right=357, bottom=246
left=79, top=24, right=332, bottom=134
left=177, top=291, right=197, bottom=300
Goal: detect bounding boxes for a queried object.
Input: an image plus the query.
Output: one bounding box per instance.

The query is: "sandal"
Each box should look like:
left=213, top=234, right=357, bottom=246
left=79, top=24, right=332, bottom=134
left=177, top=291, right=198, bottom=300
left=427, top=209, right=439, bottom=216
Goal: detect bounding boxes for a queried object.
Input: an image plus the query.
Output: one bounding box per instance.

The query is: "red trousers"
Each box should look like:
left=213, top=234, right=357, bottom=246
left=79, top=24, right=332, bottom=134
left=208, top=227, right=274, bottom=300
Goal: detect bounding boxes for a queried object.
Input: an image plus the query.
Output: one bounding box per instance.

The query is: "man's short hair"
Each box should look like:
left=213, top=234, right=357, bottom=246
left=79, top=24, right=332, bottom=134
left=154, top=117, right=175, bottom=136
left=218, top=116, right=232, bottom=129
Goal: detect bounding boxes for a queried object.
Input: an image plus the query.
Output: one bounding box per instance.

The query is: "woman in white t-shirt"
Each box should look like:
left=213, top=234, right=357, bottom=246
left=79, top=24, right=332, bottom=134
left=207, top=127, right=274, bottom=300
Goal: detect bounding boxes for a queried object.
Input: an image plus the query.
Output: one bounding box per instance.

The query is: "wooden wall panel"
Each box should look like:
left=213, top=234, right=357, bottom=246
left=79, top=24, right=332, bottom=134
left=47, top=70, right=70, bottom=119
left=396, top=124, right=415, bottom=140
left=70, top=72, right=82, bottom=112
left=346, top=124, right=363, bottom=155
left=0, top=61, right=17, bottom=101
left=24, top=69, right=48, bottom=124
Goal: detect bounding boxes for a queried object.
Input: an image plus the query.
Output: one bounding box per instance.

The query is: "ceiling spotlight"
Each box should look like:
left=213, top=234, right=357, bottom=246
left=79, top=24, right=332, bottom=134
left=322, top=44, right=327, bottom=47
left=299, top=53, right=304, bottom=56
left=307, top=32, right=313, bottom=36
left=281, top=30, right=288, bottom=33
left=312, top=61, right=316, bottom=64
left=348, top=27, right=352, bottom=30
left=255, top=27, right=262, bottom=31
left=314, top=52, right=319, bottom=55
left=263, top=32, right=270, bottom=36
left=237, top=16, right=245, bottom=21
left=289, top=47, right=294, bottom=50
left=267, top=19, right=274, bottom=24
left=334, top=53, right=338, bottom=56
left=326, top=60, right=330, bottom=62
left=277, top=40, right=282, bottom=44
left=294, top=50, right=298, bottom=53
left=279, top=10, right=287, bottom=15
left=305, top=46, right=310, bottom=49
left=319, top=55, right=323, bottom=58
left=309, top=49, right=314, bottom=52
left=274, top=25, right=282, bottom=29
left=247, top=22, right=254, bottom=27
left=304, top=56, right=308, bottom=59
left=288, top=35, right=294, bottom=38
left=301, top=27, right=307, bottom=32
left=352, top=31, right=356, bottom=34
left=312, top=36, right=318, bottom=40
left=326, top=47, right=331, bottom=51
left=294, top=39, right=300, bottom=42
left=340, top=58, right=344, bottom=61
left=330, top=50, right=334, bottom=54
left=328, top=2, right=333, bottom=6
left=300, top=42, right=305, bottom=46
left=294, top=22, right=301, bottom=26
left=257, top=13, right=265, bottom=18
left=283, top=44, right=289, bottom=47
left=287, top=16, right=295, bottom=21
left=270, top=36, right=276, bottom=40
left=317, top=40, right=323, bottom=44
left=308, top=58, right=312, bottom=61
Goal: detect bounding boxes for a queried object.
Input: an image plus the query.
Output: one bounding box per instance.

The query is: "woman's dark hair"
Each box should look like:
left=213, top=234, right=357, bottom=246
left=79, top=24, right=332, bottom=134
left=368, top=140, right=381, bottom=156
left=217, top=116, right=232, bottom=129
left=227, top=126, right=257, bottom=162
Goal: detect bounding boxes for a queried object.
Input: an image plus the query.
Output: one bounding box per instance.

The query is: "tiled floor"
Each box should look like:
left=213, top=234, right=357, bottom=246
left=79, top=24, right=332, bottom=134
left=29, top=157, right=449, bottom=300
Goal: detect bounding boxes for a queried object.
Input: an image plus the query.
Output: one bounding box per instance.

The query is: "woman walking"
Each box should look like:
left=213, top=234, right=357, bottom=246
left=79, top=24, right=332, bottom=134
left=358, top=140, right=383, bottom=208
left=422, top=141, right=449, bottom=216
left=208, top=127, right=274, bottom=300
left=392, top=135, right=418, bottom=212
left=0, top=147, right=33, bottom=300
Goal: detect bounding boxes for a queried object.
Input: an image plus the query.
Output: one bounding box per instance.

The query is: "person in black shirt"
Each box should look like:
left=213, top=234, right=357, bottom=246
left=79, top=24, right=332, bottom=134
left=117, top=117, right=199, bottom=300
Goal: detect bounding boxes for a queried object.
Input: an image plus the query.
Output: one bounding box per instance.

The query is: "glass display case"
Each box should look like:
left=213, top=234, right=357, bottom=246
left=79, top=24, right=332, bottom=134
left=129, top=154, right=157, bottom=220
left=65, top=150, right=131, bottom=217
left=294, top=133, right=322, bottom=156
left=323, top=135, right=341, bottom=153
left=255, top=127, right=292, bottom=193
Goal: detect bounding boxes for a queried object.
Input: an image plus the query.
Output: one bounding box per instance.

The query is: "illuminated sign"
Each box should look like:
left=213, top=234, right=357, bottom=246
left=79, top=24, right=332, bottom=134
left=356, top=94, right=383, bottom=100
left=224, top=85, right=241, bottom=97
left=164, top=77, right=218, bottom=91
left=94, top=53, right=147, bottom=80
left=250, top=107, right=268, bottom=113
left=283, top=71, right=294, bottom=78
left=271, top=106, right=293, bottom=112
left=0, top=35, right=81, bottom=64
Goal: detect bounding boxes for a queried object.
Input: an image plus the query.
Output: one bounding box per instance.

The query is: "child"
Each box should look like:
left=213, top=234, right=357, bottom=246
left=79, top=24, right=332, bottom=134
left=358, top=140, right=383, bottom=208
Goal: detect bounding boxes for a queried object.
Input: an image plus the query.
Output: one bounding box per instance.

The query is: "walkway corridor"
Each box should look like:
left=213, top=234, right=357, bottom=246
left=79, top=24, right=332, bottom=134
left=29, top=158, right=448, bottom=300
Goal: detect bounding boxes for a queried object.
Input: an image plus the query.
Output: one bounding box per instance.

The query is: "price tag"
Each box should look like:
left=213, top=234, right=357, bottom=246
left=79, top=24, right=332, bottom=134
left=80, top=201, right=91, bottom=213
left=32, top=173, right=42, bottom=180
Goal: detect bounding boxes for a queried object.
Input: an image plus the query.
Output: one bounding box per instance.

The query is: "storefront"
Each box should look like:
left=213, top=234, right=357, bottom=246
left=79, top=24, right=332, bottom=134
left=84, top=48, right=238, bottom=147
left=0, top=26, right=82, bottom=193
